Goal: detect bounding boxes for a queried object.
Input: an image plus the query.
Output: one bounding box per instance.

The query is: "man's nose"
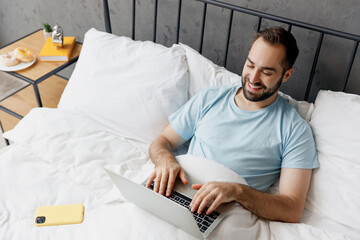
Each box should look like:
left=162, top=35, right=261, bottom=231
left=249, top=70, right=261, bottom=83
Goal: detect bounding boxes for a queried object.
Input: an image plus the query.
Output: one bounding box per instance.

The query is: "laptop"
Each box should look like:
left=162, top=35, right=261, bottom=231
left=105, top=169, right=235, bottom=239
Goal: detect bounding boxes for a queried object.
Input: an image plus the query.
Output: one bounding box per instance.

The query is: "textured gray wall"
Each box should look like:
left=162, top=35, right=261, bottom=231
left=1, top=0, right=359, bottom=102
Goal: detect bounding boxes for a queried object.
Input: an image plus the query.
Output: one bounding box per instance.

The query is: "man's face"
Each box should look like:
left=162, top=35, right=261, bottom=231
left=241, top=37, right=291, bottom=102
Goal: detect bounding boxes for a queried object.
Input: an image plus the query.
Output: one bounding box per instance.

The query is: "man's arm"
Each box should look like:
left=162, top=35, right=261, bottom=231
left=146, top=125, right=188, bottom=197
left=190, top=168, right=312, bottom=223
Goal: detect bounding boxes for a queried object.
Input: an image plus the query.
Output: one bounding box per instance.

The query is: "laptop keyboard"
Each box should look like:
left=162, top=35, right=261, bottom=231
left=148, top=182, right=220, bottom=233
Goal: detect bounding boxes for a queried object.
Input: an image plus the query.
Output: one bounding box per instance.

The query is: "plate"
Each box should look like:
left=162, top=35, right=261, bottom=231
left=0, top=56, right=37, bottom=72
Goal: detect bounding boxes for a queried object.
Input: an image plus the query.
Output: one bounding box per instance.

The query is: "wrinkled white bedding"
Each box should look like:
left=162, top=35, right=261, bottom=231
left=0, top=108, right=355, bottom=239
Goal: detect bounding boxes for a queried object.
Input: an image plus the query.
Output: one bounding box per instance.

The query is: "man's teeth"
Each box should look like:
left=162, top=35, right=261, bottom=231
left=249, top=82, right=262, bottom=89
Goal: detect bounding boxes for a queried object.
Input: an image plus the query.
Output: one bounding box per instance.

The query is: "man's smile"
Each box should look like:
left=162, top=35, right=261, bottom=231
left=248, top=81, right=264, bottom=92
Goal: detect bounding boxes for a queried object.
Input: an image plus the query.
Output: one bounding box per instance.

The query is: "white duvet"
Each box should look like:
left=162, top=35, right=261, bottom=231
left=0, top=108, right=353, bottom=239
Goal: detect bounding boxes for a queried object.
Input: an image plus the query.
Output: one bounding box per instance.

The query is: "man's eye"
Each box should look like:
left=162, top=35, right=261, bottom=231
left=263, top=72, right=272, bottom=76
left=247, top=65, right=254, bottom=68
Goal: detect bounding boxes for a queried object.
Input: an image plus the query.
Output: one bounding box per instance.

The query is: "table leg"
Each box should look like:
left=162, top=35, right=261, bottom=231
left=0, top=106, right=23, bottom=119
left=33, top=84, right=43, bottom=107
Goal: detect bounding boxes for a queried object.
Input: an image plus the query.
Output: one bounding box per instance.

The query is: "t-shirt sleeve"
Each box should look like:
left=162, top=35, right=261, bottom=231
left=168, top=92, right=204, bottom=141
left=281, top=120, right=319, bottom=169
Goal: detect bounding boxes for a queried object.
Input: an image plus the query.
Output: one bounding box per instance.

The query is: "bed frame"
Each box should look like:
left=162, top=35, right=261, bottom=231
left=102, top=0, right=360, bottom=102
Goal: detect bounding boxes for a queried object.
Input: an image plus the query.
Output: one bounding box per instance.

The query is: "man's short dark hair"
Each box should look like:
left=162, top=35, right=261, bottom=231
left=253, top=26, right=299, bottom=72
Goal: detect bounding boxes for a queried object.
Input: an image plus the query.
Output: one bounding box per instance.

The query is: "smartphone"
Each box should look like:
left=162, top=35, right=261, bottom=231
left=34, top=204, right=84, bottom=227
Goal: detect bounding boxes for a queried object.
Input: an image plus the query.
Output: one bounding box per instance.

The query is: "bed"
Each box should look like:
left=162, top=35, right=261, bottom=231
left=1, top=0, right=360, bottom=239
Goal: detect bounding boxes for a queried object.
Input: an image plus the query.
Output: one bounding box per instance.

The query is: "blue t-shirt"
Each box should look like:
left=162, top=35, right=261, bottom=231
left=169, top=86, right=319, bottom=191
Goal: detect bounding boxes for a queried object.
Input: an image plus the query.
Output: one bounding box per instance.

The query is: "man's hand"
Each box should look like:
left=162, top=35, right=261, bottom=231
left=147, top=125, right=188, bottom=197
left=191, top=168, right=313, bottom=223
left=146, top=158, right=188, bottom=197
left=190, top=182, right=238, bottom=215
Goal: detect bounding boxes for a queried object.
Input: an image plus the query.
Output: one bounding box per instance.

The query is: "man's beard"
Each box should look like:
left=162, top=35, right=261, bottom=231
left=242, top=74, right=284, bottom=102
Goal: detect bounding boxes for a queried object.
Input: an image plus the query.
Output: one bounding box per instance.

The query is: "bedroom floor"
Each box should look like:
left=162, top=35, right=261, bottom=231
left=0, top=75, right=67, bottom=132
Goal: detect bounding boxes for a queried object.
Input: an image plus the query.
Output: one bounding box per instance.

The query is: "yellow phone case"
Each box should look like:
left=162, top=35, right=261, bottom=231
left=34, top=204, right=84, bottom=226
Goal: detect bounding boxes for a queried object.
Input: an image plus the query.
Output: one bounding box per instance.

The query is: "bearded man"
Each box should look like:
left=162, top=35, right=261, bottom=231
left=147, top=26, right=319, bottom=223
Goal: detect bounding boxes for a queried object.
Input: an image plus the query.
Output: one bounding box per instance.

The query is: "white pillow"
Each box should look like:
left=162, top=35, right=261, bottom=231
left=306, top=90, right=360, bottom=231
left=179, top=43, right=241, bottom=98
left=59, top=28, right=189, bottom=148
left=176, top=154, right=247, bottom=185
left=180, top=43, right=314, bottom=121
left=278, top=92, right=314, bottom=122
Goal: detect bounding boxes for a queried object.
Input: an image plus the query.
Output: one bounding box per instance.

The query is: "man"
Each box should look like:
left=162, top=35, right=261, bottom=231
left=146, top=26, right=319, bottom=223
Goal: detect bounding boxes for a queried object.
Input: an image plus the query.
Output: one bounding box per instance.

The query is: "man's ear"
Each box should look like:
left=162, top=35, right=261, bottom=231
left=282, top=68, right=294, bottom=83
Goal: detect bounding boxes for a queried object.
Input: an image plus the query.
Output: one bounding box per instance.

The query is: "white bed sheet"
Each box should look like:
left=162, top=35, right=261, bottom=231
left=0, top=108, right=355, bottom=240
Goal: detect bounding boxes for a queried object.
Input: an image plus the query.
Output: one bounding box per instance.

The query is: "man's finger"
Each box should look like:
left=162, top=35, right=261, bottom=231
left=191, top=185, right=209, bottom=212
left=190, top=184, right=205, bottom=206
left=197, top=193, right=214, bottom=214
left=191, top=183, right=203, bottom=190
left=159, top=171, right=169, bottom=195
left=154, top=172, right=162, bottom=193
left=205, top=197, right=222, bottom=215
left=166, top=170, right=176, bottom=197
left=146, top=172, right=156, bottom=188
left=179, top=169, right=188, bottom=185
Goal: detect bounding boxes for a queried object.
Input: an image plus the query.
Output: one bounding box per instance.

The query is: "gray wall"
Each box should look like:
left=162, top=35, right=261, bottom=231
left=1, top=0, right=359, bottom=102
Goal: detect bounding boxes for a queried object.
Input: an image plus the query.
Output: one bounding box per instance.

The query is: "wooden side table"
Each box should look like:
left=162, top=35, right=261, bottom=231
left=0, top=29, right=82, bottom=119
